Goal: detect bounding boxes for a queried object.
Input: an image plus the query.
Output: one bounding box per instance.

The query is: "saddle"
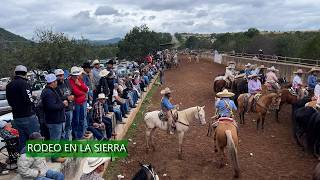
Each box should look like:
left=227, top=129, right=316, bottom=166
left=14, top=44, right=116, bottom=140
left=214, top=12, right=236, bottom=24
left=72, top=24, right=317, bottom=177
left=207, top=117, right=238, bottom=137
left=158, top=110, right=179, bottom=122
left=245, top=93, right=262, bottom=112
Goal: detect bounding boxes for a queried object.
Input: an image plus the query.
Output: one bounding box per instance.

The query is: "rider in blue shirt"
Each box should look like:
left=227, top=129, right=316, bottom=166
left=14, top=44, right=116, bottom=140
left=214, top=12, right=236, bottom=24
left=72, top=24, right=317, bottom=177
left=215, top=89, right=237, bottom=118
left=160, top=87, right=176, bottom=134
left=308, top=68, right=319, bottom=90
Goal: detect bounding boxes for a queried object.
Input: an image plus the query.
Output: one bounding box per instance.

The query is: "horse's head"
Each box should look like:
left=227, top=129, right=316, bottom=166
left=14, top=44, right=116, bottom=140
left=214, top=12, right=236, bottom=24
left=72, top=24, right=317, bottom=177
left=195, top=106, right=206, bottom=125
left=270, top=93, right=282, bottom=110
left=136, top=162, right=159, bottom=180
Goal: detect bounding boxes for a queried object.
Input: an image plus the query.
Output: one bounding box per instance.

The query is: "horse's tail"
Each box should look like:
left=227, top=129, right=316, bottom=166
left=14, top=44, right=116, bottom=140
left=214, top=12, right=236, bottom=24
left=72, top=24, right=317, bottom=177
left=225, top=130, right=240, bottom=178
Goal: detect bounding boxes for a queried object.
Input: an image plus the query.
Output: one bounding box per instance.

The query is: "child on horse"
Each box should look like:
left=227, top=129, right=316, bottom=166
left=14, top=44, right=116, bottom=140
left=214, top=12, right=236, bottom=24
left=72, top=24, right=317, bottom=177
left=160, top=87, right=177, bottom=135
left=247, top=73, right=262, bottom=112
left=215, top=89, right=237, bottom=118
left=265, top=66, right=280, bottom=91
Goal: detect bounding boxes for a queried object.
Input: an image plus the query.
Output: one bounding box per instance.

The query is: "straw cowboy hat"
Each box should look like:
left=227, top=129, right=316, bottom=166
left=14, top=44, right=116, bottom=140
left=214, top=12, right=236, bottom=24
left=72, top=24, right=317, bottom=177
left=245, top=63, right=252, bottom=67
left=308, top=67, right=320, bottom=73
left=97, top=93, right=107, bottom=100
left=267, top=66, right=279, bottom=72
left=248, top=73, right=259, bottom=78
left=99, top=69, right=110, bottom=77
left=216, top=89, right=235, bottom=98
left=82, top=158, right=110, bottom=174
left=160, top=87, right=172, bottom=95
left=91, top=59, right=100, bottom=66
left=70, top=66, right=82, bottom=76
left=294, top=69, right=304, bottom=74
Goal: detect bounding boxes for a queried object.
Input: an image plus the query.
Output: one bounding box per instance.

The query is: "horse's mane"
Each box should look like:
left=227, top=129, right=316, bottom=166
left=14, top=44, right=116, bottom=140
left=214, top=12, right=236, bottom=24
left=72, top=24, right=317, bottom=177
left=132, top=168, right=148, bottom=180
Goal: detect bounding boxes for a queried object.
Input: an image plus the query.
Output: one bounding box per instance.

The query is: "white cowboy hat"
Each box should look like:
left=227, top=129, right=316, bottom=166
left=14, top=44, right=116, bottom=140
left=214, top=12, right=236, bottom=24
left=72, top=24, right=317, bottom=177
left=99, top=69, right=110, bottom=77
left=308, top=67, right=320, bottom=73
left=248, top=74, right=259, bottom=78
left=245, top=63, right=252, bottom=67
left=216, top=89, right=235, bottom=98
left=134, top=70, right=140, bottom=74
left=70, top=66, right=82, bottom=76
left=54, top=69, right=64, bottom=76
left=267, top=66, right=279, bottom=72
left=258, top=65, right=267, bottom=69
left=294, top=69, right=304, bottom=74
left=160, top=87, right=172, bottom=95
left=97, top=93, right=107, bottom=99
left=82, top=158, right=110, bottom=174
left=91, top=59, right=100, bottom=66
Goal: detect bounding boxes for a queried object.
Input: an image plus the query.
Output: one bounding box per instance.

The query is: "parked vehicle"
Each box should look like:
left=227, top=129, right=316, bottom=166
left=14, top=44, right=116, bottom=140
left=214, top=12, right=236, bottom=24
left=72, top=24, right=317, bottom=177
left=0, top=91, right=11, bottom=116
left=0, top=78, right=10, bottom=91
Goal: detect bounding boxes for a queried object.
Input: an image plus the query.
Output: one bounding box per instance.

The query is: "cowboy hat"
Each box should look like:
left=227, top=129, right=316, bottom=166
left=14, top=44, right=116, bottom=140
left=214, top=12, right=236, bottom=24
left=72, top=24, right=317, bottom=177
left=99, top=69, right=110, bottom=77
left=294, top=69, right=304, bottom=74
left=267, top=66, right=279, bottom=72
left=91, top=59, right=100, bottom=66
left=82, top=158, right=110, bottom=174
left=228, top=61, right=236, bottom=65
left=245, top=63, right=252, bottom=67
left=308, top=67, right=320, bottom=73
left=258, top=65, right=267, bottom=69
left=160, top=87, right=172, bottom=95
left=54, top=69, right=64, bottom=76
left=216, top=89, right=235, bottom=98
left=97, top=93, right=107, bottom=99
left=235, top=73, right=246, bottom=79
left=248, top=74, right=259, bottom=78
left=70, top=66, right=82, bottom=76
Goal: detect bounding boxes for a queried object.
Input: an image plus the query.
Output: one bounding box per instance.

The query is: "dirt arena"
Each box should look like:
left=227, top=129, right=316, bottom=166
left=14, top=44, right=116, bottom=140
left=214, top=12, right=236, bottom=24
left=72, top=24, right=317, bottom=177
left=113, top=56, right=317, bottom=180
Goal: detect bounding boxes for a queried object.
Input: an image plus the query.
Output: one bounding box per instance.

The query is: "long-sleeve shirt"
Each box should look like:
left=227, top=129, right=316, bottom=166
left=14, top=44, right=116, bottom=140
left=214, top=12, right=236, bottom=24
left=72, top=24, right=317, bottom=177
left=248, top=79, right=262, bottom=94
left=245, top=69, right=252, bottom=76
left=308, top=75, right=317, bottom=89
left=292, top=75, right=303, bottom=89
left=92, top=67, right=102, bottom=87
left=215, top=98, right=237, bottom=117
left=69, top=78, right=88, bottom=105
left=224, top=69, right=235, bottom=81
left=161, top=97, right=175, bottom=111
left=314, top=84, right=320, bottom=98
left=266, top=71, right=278, bottom=83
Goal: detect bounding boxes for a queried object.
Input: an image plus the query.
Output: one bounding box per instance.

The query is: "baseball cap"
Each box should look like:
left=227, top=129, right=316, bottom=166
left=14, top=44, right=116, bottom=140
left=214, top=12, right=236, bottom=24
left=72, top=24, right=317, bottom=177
left=15, top=65, right=27, bottom=72
left=45, top=74, right=57, bottom=83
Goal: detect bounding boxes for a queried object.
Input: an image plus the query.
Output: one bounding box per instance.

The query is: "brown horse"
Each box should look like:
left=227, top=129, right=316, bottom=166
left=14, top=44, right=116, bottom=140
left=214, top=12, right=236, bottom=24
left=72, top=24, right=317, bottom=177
left=213, top=79, right=227, bottom=93
left=214, top=120, right=240, bottom=178
left=237, top=93, right=282, bottom=129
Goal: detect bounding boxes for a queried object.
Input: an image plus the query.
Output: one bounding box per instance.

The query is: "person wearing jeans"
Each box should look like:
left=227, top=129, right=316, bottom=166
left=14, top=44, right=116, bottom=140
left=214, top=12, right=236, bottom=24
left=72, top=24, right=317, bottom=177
left=69, top=66, right=89, bottom=140
left=6, top=65, right=40, bottom=152
left=55, top=68, right=74, bottom=140
left=41, top=74, right=67, bottom=163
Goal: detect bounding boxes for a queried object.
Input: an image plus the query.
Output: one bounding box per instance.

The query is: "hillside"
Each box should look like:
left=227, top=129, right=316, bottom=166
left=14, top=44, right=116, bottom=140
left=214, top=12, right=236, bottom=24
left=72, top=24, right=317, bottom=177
left=89, top=37, right=121, bottom=45
left=0, top=28, right=30, bottom=42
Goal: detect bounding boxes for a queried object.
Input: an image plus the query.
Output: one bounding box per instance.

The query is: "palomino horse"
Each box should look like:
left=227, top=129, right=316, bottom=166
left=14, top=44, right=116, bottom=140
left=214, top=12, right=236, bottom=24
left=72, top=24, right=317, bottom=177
left=214, top=119, right=240, bottom=178
left=237, top=93, right=282, bottom=129
left=132, top=162, right=159, bottom=180
left=144, top=106, right=206, bottom=159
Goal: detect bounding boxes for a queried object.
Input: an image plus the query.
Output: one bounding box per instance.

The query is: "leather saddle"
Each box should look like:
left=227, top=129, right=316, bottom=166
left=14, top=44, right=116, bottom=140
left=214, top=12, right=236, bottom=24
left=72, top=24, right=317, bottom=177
left=245, top=93, right=262, bottom=112
left=158, top=110, right=178, bottom=122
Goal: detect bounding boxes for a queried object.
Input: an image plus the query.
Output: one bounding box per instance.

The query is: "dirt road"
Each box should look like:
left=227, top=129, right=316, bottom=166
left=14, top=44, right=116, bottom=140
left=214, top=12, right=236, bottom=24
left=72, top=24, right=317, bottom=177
left=114, top=56, right=317, bottom=180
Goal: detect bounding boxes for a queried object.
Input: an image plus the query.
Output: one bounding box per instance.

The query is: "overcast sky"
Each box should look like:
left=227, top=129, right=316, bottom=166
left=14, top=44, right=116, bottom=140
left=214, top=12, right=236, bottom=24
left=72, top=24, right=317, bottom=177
left=1, top=0, right=320, bottom=40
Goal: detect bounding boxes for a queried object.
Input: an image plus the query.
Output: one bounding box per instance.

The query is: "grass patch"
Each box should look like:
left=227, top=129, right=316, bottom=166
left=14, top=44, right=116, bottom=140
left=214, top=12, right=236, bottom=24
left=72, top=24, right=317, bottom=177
left=104, top=77, right=159, bottom=180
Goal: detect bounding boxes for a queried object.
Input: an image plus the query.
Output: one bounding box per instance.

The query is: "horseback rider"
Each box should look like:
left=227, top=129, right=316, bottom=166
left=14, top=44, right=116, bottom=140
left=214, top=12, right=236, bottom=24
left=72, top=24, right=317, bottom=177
left=308, top=67, right=320, bottom=91
left=265, top=66, right=280, bottom=91
left=224, top=66, right=235, bottom=88
left=292, top=69, right=304, bottom=97
left=247, top=73, right=262, bottom=112
left=160, top=87, right=177, bottom=135
left=244, top=63, right=253, bottom=78
left=215, top=89, right=237, bottom=118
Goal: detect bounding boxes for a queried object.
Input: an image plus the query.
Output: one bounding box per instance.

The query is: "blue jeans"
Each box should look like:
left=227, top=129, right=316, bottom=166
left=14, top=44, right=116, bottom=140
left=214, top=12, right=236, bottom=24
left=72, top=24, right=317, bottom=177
left=143, top=76, right=149, bottom=85
left=112, top=107, right=123, bottom=121
left=63, top=111, right=73, bottom=140
left=87, top=126, right=104, bottom=140
left=72, top=102, right=86, bottom=140
left=35, top=170, right=64, bottom=180
left=47, top=123, right=64, bottom=140
left=12, top=115, right=40, bottom=152
left=102, top=117, right=113, bottom=139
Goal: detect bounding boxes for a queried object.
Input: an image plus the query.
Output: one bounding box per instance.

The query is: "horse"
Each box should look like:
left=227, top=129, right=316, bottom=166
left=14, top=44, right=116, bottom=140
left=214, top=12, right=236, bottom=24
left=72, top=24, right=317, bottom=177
left=132, top=163, right=159, bottom=180
left=237, top=93, right=282, bottom=129
left=213, top=76, right=228, bottom=93
left=276, top=88, right=309, bottom=122
left=213, top=119, right=240, bottom=178
left=144, top=106, right=206, bottom=159
left=232, top=78, right=248, bottom=106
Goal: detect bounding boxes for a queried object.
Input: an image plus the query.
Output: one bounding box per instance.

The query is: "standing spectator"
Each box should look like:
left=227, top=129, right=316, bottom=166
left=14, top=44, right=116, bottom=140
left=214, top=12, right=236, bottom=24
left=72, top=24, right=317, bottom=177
left=41, top=74, right=67, bottom=163
left=106, top=60, right=116, bottom=104
left=55, top=69, right=74, bottom=140
left=82, top=62, right=95, bottom=105
left=6, top=65, right=40, bottom=152
left=97, top=69, right=110, bottom=99
left=16, top=132, right=64, bottom=180
left=91, top=60, right=102, bottom=103
left=69, top=67, right=89, bottom=140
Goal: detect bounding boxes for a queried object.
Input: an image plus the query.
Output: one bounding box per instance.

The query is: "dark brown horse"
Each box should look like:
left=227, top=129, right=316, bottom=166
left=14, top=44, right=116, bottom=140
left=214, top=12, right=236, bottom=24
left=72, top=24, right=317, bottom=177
left=237, top=93, right=282, bottom=129
left=214, top=79, right=227, bottom=93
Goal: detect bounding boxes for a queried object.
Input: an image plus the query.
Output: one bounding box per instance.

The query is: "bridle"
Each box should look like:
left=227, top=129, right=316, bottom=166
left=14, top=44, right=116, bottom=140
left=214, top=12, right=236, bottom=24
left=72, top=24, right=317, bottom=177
left=142, top=164, right=158, bottom=180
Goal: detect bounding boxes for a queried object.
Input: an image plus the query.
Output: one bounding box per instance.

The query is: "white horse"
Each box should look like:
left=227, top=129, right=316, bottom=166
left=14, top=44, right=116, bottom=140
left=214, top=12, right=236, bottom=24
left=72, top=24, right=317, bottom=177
left=144, top=106, right=206, bottom=159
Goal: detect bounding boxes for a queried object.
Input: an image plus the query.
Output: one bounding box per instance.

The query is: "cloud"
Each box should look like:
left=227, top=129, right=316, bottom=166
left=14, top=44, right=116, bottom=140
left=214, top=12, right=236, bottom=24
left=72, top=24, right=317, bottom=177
left=95, top=6, right=119, bottom=16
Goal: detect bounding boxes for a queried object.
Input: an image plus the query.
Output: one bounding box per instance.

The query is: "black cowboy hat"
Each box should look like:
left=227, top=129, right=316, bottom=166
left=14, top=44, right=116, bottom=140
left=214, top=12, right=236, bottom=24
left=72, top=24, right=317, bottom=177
left=107, top=60, right=115, bottom=65
left=82, top=62, right=92, bottom=69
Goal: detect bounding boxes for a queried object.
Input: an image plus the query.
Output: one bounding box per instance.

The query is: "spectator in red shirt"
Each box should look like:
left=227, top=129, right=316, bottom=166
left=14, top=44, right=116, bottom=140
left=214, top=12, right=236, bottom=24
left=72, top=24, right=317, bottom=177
left=69, top=66, right=89, bottom=140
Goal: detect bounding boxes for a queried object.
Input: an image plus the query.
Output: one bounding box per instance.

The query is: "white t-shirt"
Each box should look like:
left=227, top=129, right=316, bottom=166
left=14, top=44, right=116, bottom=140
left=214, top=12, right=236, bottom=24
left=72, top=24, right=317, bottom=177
left=112, top=89, right=118, bottom=102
